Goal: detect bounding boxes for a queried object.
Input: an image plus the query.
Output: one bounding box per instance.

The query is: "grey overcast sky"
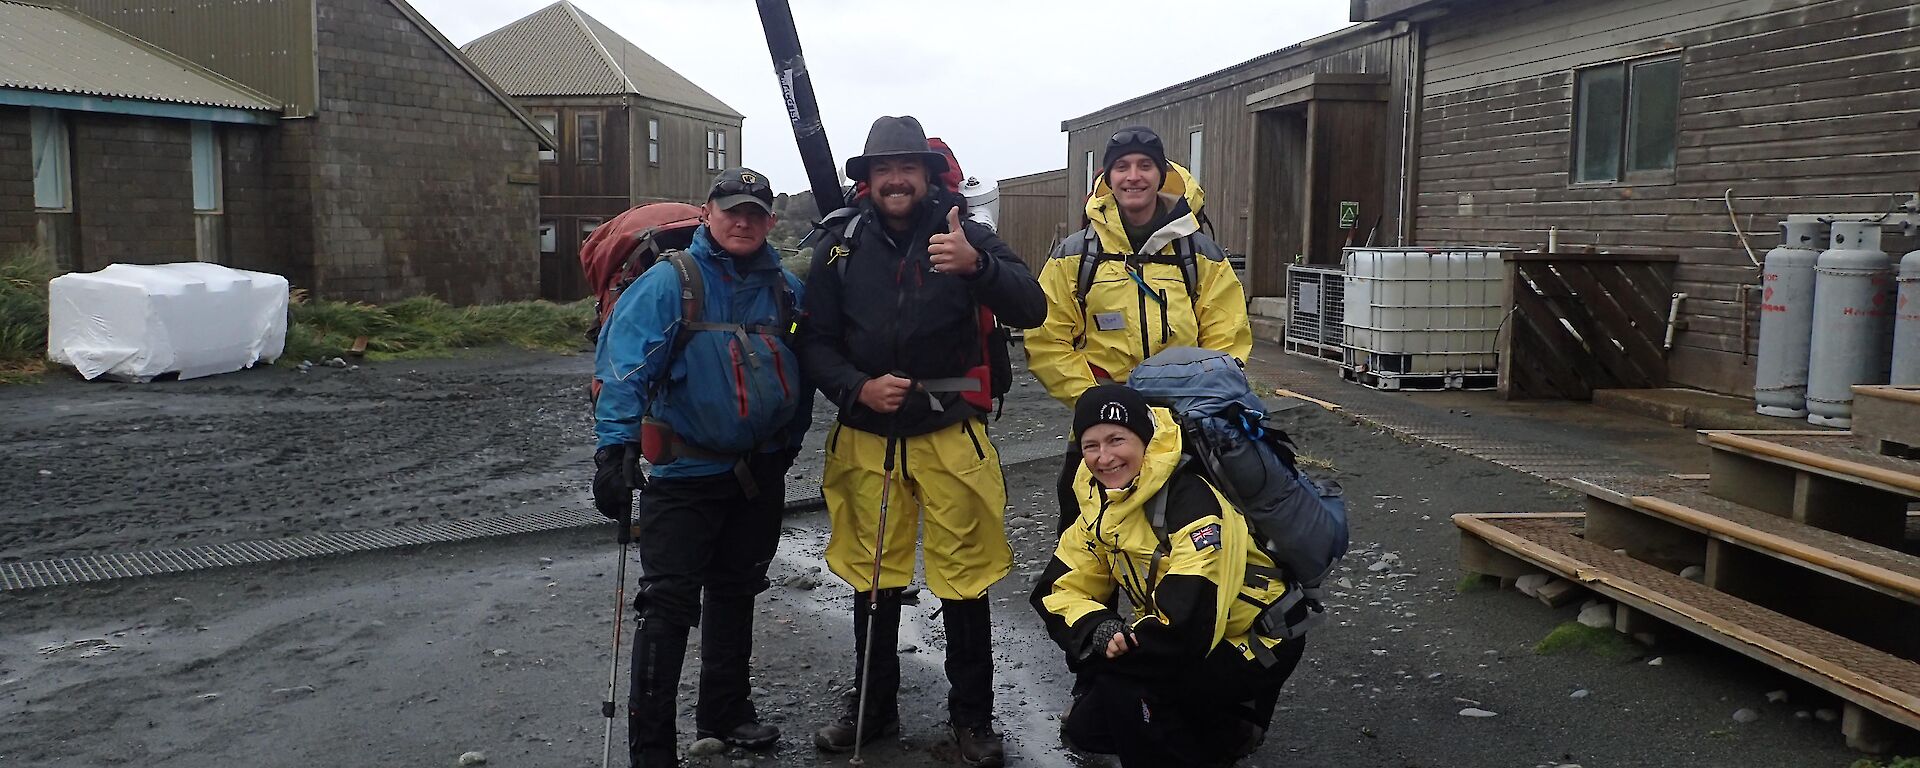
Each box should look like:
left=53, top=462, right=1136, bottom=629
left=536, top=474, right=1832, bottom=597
left=422, top=0, right=1354, bottom=194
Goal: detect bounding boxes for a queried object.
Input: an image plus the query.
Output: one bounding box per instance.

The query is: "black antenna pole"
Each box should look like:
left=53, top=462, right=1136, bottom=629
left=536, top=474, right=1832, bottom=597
left=755, top=0, right=845, bottom=219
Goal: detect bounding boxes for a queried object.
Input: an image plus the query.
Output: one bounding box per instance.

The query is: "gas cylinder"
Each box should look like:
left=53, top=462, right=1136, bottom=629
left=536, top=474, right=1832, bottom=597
left=1806, top=222, right=1894, bottom=428
left=1752, top=221, right=1826, bottom=417
left=1892, top=249, right=1920, bottom=384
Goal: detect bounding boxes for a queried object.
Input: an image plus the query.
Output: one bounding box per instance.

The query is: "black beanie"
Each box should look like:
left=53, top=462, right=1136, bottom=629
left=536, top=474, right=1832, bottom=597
left=1073, top=385, right=1155, bottom=444
left=1101, top=126, right=1168, bottom=176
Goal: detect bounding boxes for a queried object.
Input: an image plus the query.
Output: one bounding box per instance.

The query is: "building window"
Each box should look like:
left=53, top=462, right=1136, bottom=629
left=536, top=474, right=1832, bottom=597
left=1084, top=150, right=1095, bottom=193
left=1187, top=128, right=1204, bottom=180
left=580, top=218, right=604, bottom=240
left=30, top=108, right=71, bottom=211
left=648, top=119, right=660, bottom=165
left=1573, top=55, right=1681, bottom=183
left=538, top=222, right=556, bottom=254
left=706, top=129, right=726, bottom=171
left=190, top=122, right=222, bottom=213
left=577, top=113, right=601, bottom=164
left=536, top=114, right=558, bottom=162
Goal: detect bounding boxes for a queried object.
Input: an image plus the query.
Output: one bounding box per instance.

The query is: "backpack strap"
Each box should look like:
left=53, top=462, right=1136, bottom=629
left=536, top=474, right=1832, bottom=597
left=664, top=251, right=706, bottom=356
left=1173, top=235, right=1201, bottom=307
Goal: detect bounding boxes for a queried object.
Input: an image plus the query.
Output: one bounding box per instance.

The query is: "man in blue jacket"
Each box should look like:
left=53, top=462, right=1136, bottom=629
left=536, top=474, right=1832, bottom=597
left=591, top=168, right=811, bottom=767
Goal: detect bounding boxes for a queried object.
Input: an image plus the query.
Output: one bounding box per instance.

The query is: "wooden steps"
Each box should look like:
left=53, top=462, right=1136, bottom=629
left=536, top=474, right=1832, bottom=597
left=1457, top=513, right=1920, bottom=750
left=1457, top=390, right=1920, bottom=752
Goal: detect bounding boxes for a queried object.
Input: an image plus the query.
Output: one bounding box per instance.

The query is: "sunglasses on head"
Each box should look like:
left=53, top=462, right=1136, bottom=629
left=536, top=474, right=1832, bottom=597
left=713, top=179, right=766, bottom=197
left=1107, top=129, right=1163, bottom=150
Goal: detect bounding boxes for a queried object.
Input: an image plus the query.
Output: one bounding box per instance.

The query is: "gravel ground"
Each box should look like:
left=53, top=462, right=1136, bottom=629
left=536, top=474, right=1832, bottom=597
left=0, top=351, right=1885, bottom=767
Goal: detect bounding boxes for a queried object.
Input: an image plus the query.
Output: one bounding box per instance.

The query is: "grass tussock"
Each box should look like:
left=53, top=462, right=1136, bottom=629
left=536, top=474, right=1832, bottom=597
left=0, top=247, right=56, bottom=382
left=284, top=291, right=594, bottom=364
left=1534, top=621, right=1643, bottom=661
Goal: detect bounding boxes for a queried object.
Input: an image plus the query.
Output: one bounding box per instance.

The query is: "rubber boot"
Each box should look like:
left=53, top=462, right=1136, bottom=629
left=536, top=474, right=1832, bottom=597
left=813, top=589, right=901, bottom=752
left=628, top=616, right=689, bottom=768
left=695, top=594, right=778, bottom=749
left=942, top=598, right=1003, bottom=767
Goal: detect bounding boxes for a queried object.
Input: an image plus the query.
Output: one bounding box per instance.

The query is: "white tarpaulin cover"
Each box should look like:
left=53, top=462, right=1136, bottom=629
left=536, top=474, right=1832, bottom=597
left=47, top=263, right=289, bottom=382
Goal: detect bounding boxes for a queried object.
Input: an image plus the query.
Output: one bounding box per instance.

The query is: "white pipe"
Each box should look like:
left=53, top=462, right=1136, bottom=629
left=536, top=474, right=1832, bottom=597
left=1663, top=292, right=1688, bottom=351
left=1725, top=189, right=1760, bottom=268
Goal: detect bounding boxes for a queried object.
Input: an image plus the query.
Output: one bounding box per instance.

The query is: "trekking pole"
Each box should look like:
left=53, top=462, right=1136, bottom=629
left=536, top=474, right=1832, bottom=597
left=600, top=463, right=638, bottom=768
left=850, top=426, right=901, bottom=768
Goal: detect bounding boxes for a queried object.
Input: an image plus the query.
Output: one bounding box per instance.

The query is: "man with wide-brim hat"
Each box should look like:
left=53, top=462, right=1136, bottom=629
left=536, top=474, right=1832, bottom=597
left=796, top=115, right=1047, bottom=766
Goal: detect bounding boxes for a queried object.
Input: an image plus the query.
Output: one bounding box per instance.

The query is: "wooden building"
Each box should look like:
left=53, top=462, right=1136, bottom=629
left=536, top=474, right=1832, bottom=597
left=464, top=1, right=743, bottom=300
left=1061, top=23, right=1419, bottom=298
left=994, top=168, right=1069, bottom=275
left=1355, top=0, right=1920, bottom=396
left=0, top=0, right=552, bottom=304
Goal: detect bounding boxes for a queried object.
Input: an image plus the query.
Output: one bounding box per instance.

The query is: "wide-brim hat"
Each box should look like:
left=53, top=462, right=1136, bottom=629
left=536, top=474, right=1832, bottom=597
left=846, top=115, right=949, bottom=182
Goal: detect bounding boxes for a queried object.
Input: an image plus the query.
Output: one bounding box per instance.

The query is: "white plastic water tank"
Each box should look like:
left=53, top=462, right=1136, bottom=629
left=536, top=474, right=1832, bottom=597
left=1342, top=248, right=1505, bottom=375
left=1893, top=249, right=1920, bottom=384
left=1752, top=221, right=1826, bottom=417
left=1806, top=222, right=1894, bottom=427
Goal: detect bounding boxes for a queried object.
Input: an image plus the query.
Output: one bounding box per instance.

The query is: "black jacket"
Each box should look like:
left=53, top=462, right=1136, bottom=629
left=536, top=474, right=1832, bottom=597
left=799, top=189, right=1047, bottom=437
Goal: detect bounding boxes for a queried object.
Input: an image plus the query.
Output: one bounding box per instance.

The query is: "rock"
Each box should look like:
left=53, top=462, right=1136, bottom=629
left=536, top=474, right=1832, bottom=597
left=458, top=752, right=487, bottom=766
left=1576, top=602, right=1613, bottom=629
left=1765, top=689, right=1788, bottom=704
left=325, top=357, right=348, bottom=368
left=1368, top=560, right=1392, bottom=573
left=1647, top=657, right=1664, bottom=666
left=1733, top=708, right=1760, bottom=724
left=1458, top=708, right=1498, bottom=718
left=1794, top=710, right=1812, bottom=721
left=1814, top=708, right=1839, bottom=723
left=271, top=685, right=317, bottom=696
left=37, top=469, right=51, bottom=476
left=1514, top=574, right=1551, bottom=597
left=688, top=738, right=727, bottom=756
left=1680, top=565, right=1705, bottom=582
left=1570, top=689, right=1590, bottom=699
left=538, top=558, right=554, bottom=566
left=491, top=649, right=509, bottom=657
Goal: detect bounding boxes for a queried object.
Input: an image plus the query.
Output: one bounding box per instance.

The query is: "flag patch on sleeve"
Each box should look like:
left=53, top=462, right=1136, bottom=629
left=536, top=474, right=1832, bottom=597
left=1188, top=523, right=1222, bottom=550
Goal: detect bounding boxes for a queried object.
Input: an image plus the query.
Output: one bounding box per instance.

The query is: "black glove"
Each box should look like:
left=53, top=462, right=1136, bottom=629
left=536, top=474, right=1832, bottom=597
left=592, top=444, right=642, bottom=521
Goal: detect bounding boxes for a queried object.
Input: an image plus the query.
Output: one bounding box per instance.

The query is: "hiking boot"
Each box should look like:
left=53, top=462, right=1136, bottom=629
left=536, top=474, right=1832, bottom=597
left=812, top=706, right=898, bottom=753
left=695, top=721, right=779, bottom=751
left=949, top=722, right=1005, bottom=767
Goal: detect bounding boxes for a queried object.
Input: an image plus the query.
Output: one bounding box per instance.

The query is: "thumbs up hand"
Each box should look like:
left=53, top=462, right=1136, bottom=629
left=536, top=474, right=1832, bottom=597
left=928, top=206, right=981, bottom=277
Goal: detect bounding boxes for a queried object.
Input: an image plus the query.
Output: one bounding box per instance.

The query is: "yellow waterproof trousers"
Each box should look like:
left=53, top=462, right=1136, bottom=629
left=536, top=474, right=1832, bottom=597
left=822, top=417, right=1010, bottom=601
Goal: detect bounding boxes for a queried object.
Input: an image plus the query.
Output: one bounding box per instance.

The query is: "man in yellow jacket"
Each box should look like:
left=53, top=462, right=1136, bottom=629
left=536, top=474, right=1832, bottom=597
left=1026, top=127, right=1252, bottom=534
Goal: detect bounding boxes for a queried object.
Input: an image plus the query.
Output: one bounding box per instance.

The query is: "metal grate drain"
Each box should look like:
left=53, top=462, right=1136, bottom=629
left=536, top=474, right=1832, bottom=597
left=2, top=437, right=1063, bottom=592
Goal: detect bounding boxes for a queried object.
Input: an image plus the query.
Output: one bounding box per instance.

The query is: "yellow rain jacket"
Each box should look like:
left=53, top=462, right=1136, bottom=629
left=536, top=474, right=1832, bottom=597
left=1025, top=163, right=1253, bottom=408
left=1030, top=408, right=1289, bottom=666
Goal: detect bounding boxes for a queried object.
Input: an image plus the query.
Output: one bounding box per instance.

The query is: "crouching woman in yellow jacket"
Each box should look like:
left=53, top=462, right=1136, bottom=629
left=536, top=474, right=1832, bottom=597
left=1030, top=385, right=1304, bottom=768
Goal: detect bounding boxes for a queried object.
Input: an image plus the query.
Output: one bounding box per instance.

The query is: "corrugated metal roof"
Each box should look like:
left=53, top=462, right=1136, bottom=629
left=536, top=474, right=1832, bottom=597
left=462, top=0, right=740, bottom=118
left=0, top=0, right=279, bottom=112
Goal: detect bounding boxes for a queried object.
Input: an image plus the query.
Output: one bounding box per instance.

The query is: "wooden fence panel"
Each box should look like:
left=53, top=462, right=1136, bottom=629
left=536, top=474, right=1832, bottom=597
left=1501, top=253, right=1679, bottom=400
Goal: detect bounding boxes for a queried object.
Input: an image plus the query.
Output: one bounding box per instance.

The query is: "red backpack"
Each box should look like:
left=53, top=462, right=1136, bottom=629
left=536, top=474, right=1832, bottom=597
left=580, top=202, right=705, bottom=403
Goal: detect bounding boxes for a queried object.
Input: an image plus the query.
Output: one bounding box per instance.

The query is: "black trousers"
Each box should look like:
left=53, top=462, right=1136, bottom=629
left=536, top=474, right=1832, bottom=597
left=1063, top=639, right=1306, bottom=768
left=627, top=453, right=785, bottom=764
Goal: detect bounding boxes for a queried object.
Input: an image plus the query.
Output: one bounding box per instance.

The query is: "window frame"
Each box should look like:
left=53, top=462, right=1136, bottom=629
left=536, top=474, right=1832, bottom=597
left=191, top=121, right=223, bottom=214
left=1084, top=150, right=1095, bottom=193
left=535, top=113, right=558, bottom=163
left=1187, top=127, right=1204, bottom=180
left=30, top=108, right=72, bottom=212
left=705, top=128, right=727, bottom=172
left=1570, top=52, right=1682, bottom=187
left=538, top=221, right=557, bottom=254
left=575, top=112, right=602, bottom=165
left=647, top=118, right=660, bottom=166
